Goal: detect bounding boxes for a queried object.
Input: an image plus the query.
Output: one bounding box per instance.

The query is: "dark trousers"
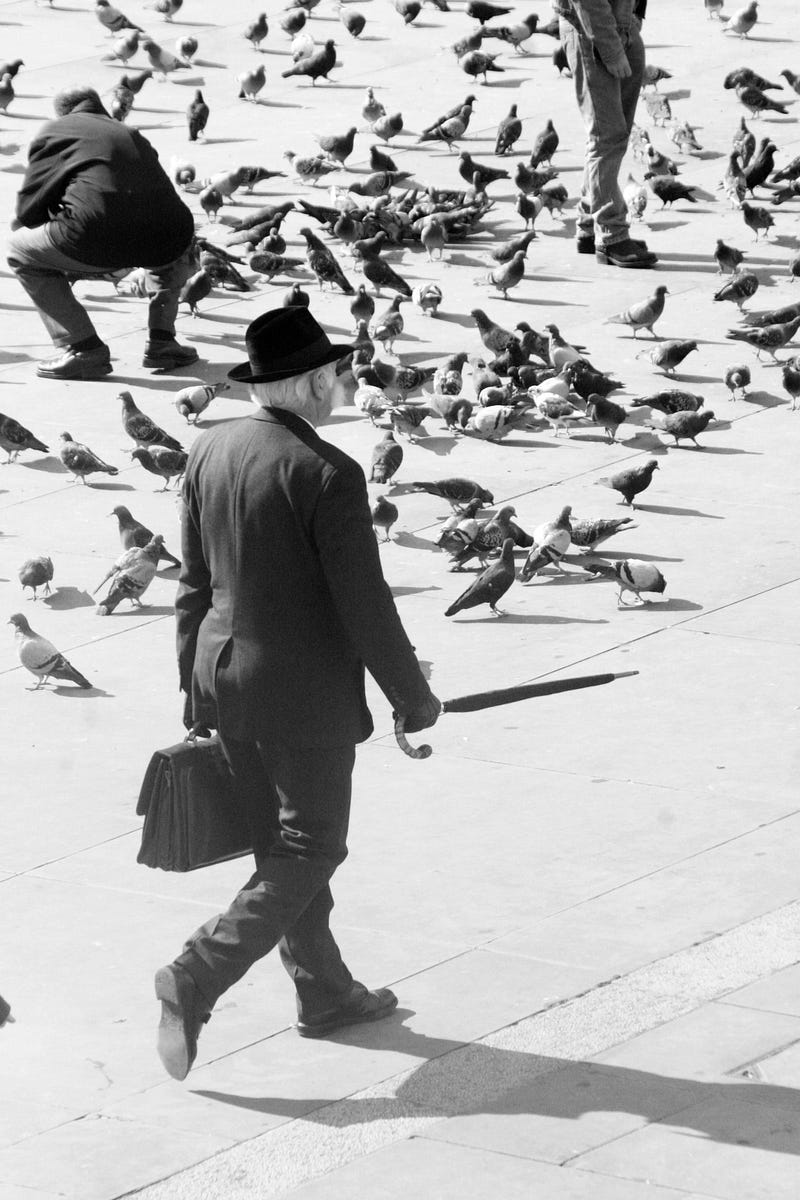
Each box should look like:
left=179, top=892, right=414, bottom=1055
left=176, top=737, right=356, bottom=1018
left=6, top=223, right=194, bottom=349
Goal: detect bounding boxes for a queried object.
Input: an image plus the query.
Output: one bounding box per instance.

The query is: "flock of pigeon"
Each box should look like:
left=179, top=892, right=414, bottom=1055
left=2, top=0, right=800, bottom=690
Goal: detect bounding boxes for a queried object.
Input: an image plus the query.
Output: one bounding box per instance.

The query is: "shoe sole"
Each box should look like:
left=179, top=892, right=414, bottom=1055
left=35, top=362, right=112, bottom=380
left=296, top=994, right=399, bottom=1039
left=142, top=356, right=199, bottom=370
left=154, top=966, right=193, bottom=1081
left=595, top=251, right=658, bottom=268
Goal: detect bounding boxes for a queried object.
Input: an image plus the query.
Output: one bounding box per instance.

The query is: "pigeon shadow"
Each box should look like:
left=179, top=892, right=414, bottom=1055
left=103, top=604, right=176, bottom=618
left=454, top=613, right=608, bottom=625
left=53, top=686, right=115, bottom=698
left=390, top=585, right=442, bottom=597
left=20, top=456, right=63, bottom=473
left=83, top=481, right=136, bottom=491
left=413, top=436, right=456, bottom=456
left=622, top=597, right=702, bottom=612
left=392, top=531, right=440, bottom=553
left=43, top=587, right=95, bottom=611
left=200, top=136, right=257, bottom=145
left=635, top=503, right=724, bottom=519
left=430, top=311, right=474, bottom=329
left=191, top=59, right=229, bottom=69
left=740, top=389, right=786, bottom=408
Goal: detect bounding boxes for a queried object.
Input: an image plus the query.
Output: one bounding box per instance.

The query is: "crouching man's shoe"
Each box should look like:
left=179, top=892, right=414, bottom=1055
left=296, top=983, right=398, bottom=1039
left=596, top=238, right=658, bottom=268
left=36, top=345, right=112, bottom=380
left=155, top=963, right=212, bottom=1081
left=142, top=339, right=199, bottom=370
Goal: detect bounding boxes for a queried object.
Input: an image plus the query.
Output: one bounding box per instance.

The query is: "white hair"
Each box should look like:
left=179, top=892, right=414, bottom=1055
left=250, top=363, right=335, bottom=410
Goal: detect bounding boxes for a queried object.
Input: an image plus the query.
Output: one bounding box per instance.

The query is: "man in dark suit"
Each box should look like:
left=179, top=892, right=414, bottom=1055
left=157, top=308, right=440, bottom=1081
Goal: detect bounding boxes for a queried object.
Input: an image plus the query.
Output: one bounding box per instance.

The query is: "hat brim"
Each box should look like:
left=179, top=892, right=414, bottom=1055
left=228, top=342, right=354, bottom=384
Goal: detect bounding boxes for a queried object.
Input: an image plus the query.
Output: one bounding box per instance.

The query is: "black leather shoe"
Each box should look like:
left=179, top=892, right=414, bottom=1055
left=596, top=238, right=658, bottom=268
left=143, top=339, right=199, bottom=370
left=155, top=964, right=211, bottom=1080
left=296, top=985, right=398, bottom=1039
left=578, top=234, right=650, bottom=256
left=36, top=345, right=112, bottom=380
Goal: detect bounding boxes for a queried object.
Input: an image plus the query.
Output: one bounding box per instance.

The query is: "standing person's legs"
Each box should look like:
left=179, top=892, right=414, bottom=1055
left=156, top=738, right=395, bottom=1077
left=7, top=224, right=113, bottom=378
left=142, top=247, right=199, bottom=369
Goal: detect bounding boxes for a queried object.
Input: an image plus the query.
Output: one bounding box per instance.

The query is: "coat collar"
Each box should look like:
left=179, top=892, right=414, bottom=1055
left=249, top=407, right=320, bottom=440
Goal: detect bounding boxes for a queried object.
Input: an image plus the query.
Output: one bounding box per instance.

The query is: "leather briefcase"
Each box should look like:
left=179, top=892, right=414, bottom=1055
left=137, top=734, right=252, bottom=872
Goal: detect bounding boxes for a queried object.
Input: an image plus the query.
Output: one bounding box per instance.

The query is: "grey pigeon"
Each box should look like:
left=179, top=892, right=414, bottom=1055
left=646, top=409, right=715, bottom=447
left=605, top=286, right=668, bottom=338
left=445, top=538, right=516, bottom=616
left=595, top=459, right=659, bottom=507
left=59, top=433, right=118, bottom=485
left=120, top=392, right=183, bottom=452
left=9, top=613, right=92, bottom=689
left=0, top=413, right=48, bottom=463
left=18, top=556, right=54, bottom=600
left=130, top=447, right=188, bottom=490
left=369, top=431, right=403, bottom=483
left=111, top=505, right=181, bottom=568
left=371, top=495, right=398, bottom=542
left=96, top=536, right=163, bottom=615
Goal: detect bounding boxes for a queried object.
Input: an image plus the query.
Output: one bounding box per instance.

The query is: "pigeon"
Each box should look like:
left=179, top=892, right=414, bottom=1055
left=371, top=495, right=398, bottom=542
left=0, top=413, right=48, bottom=463
left=199, top=188, right=223, bottom=221
left=0, top=73, right=14, bottom=112
left=281, top=40, right=337, bottom=84
left=744, top=300, right=800, bottom=329
left=458, top=152, right=509, bottom=190
left=736, top=84, right=788, bottom=117
left=120, top=392, right=184, bottom=452
left=741, top=201, right=773, bottom=240
left=445, top=538, right=516, bottom=616
left=646, top=176, right=697, bottom=207
left=595, top=459, right=659, bottom=507
left=443, top=398, right=473, bottom=431
left=176, top=35, right=198, bottom=59
left=587, top=394, right=628, bottom=443
left=646, top=409, right=715, bottom=447
left=471, top=308, right=515, bottom=355
left=371, top=111, right=404, bottom=142
left=390, top=403, right=433, bottom=439
left=519, top=506, right=573, bottom=580
left=110, top=82, right=134, bottom=123
left=487, top=251, right=525, bottom=300
left=413, top=283, right=443, bottom=317
left=140, top=38, right=190, bottom=76
left=732, top=117, right=756, bottom=167
left=605, top=286, right=668, bottom=338
left=467, top=404, right=527, bottom=441
left=744, top=139, right=777, bottom=193
left=0, top=994, right=11, bottom=1026
left=149, top=0, right=182, bottom=18
left=238, top=63, right=266, bottom=100
left=420, top=219, right=446, bottom=262
left=411, top=477, right=494, bottom=509
left=781, top=356, right=800, bottom=411
left=515, top=193, right=542, bottom=229
left=59, top=433, right=118, bottom=485
left=18, top=556, right=54, bottom=600
left=624, top=174, right=648, bottom=220
left=96, top=536, right=163, bottom=614
left=436, top=497, right=482, bottom=551
left=533, top=394, right=584, bottom=436
left=726, top=315, right=800, bottom=360
left=315, top=126, right=357, bottom=165
left=705, top=0, right=724, bottom=15
left=279, top=7, right=306, bottom=36
left=629, top=390, right=704, bottom=414
left=9, top=614, right=92, bottom=689
left=174, top=382, right=229, bottom=424
left=713, top=270, right=759, bottom=310
left=95, top=0, right=143, bottom=34
left=569, top=516, right=636, bottom=551
left=373, top=296, right=408, bottom=354
left=495, top=104, right=522, bottom=155
left=515, top=161, right=557, bottom=195
left=583, top=559, right=667, bottom=606
left=350, top=284, right=376, bottom=329
left=724, top=1, right=759, bottom=38
left=491, top=230, right=537, bottom=267
left=779, top=70, right=800, bottom=98
left=467, top=0, right=512, bottom=25
left=177, top=268, right=211, bottom=314
left=244, top=12, right=268, bottom=47
left=186, top=91, right=209, bottom=142
left=644, top=93, right=671, bottom=126
left=722, top=151, right=747, bottom=208
left=642, top=64, right=672, bottom=89
left=545, top=323, right=582, bottom=370
left=369, top=145, right=398, bottom=173
left=459, top=51, right=504, bottom=84
left=448, top=502, right=517, bottom=568
left=562, top=359, right=623, bottom=399
left=530, top=119, right=559, bottom=167
left=643, top=340, right=698, bottom=376
left=482, top=14, right=538, bottom=52
left=714, top=238, right=745, bottom=274
left=670, top=120, right=702, bottom=155
left=103, top=30, right=139, bottom=61
left=110, top=505, right=181, bottom=567
left=362, top=253, right=412, bottom=299
left=418, top=105, right=472, bottom=150
left=249, top=250, right=305, bottom=281
left=300, top=227, right=354, bottom=293
left=130, top=446, right=188, bottom=490
left=370, top=430, right=403, bottom=483
left=285, top=151, right=339, bottom=186
left=724, top=363, right=751, bottom=401
left=338, top=5, right=366, bottom=37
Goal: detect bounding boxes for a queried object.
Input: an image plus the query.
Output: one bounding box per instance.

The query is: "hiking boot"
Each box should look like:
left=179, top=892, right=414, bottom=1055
left=596, top=238, right=658, bottom=268
left=142, top=339, right=199, bottom=370
left=36, top=345, right=112, bottom=380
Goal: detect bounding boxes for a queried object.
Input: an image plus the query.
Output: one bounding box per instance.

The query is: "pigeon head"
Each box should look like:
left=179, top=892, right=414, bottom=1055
left=8, top=613, right=31, bottom=633
left=110, top=505, right=133, bottom=520
left=119, top=391, right=135, bottom=409
left=497, top=505, right=516, bottom=520
left=59, top=431, right=73, bottom=442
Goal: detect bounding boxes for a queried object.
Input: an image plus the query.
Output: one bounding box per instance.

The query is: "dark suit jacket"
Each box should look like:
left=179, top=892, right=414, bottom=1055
left=175, top=407, right=431, bottom=747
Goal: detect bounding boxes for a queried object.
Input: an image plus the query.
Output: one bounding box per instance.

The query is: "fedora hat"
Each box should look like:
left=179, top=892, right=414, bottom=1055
left=228, top=308, right=353, bottom=384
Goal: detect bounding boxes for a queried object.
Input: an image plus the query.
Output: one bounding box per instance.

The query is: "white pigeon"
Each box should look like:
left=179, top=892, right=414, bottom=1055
left=174, top=382, right=229, bottom=423
left=9, top=614, right=92, bottom=689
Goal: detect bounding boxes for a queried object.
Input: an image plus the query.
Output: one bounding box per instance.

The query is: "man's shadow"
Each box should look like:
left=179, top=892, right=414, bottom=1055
left=193, top=1019, right=800, bottom=1151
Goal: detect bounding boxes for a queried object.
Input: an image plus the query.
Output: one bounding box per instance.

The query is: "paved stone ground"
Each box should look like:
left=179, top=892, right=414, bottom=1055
left=0, top=0, right=798, bottom=1196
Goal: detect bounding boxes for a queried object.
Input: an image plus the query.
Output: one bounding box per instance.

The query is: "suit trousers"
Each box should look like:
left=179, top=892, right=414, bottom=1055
left=7, top=223, right=194, bottom=349
left=175, top=737, right=356, bottom=1018
left=561, top=19, right=645, bottom=247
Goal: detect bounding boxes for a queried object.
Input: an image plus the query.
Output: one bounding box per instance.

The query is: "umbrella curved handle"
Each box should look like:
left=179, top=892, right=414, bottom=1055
left=394, top=713, right=433, bottom=760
